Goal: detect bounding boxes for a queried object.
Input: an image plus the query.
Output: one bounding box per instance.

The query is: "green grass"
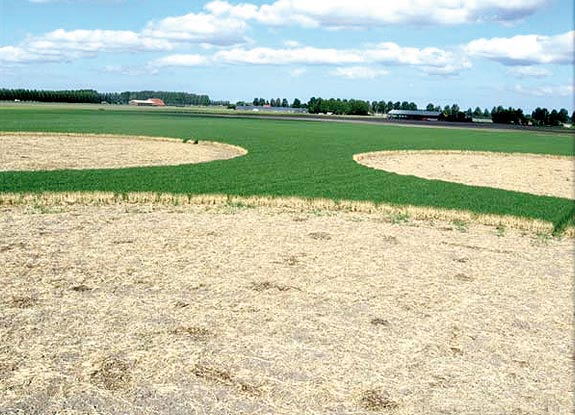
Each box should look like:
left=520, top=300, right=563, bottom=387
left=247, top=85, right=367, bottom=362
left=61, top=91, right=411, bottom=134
left=1, top=105, right=574, bottom=229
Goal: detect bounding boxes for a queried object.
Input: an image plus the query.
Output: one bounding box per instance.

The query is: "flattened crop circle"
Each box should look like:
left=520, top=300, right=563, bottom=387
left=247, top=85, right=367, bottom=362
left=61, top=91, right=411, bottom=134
left=0, top=132, right=247, bottom=171
left=354, top=150, right=575, bottom=199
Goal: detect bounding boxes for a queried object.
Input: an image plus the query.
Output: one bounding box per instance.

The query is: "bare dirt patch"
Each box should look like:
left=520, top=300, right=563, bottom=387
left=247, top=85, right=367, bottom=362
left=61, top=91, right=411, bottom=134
left=0, top=132, right=246, bottom=171
left=355, top=150, right=575, bottom=199
left=1, top=203, right=573, bottom=414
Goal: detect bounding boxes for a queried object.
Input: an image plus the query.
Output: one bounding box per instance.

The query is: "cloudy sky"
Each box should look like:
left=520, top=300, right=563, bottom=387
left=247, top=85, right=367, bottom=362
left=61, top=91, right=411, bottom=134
left=1, top=0, right=573, bottom=111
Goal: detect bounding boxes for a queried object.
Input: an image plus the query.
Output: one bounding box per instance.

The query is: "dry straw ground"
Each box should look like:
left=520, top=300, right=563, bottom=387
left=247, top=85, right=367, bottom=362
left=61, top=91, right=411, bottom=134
left=1, top=201, right=573, bottom=414
left=354, top=150, right=575, bottom=199
left=0, top=132, right=247, bottom=171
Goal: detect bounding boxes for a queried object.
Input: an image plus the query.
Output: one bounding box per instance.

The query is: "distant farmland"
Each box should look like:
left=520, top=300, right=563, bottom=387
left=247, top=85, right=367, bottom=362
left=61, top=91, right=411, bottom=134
left=1, top=104, right=573, bottom=233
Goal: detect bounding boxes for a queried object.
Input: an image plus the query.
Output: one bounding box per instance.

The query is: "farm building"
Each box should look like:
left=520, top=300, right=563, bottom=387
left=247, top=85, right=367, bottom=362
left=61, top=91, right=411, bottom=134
left=388, top=109, right=440, bottom=120
left=128, top=98, right=165, bottom=107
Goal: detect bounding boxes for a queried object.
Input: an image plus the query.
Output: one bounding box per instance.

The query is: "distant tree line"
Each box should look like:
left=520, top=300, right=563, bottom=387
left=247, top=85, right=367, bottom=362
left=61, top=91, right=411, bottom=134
left=375, top=100, right=573, bottom=126
left=372, top=100, right=420, bottom=113
left=530, top=107, right=571, bottom=127
left=0, top=88, right=103, bottom=104
left=86, top=90, right=212, bottom=106
left=237, top=97, right=299, bottom=108
left=483, top=106, right=570, bottom=126
left=306, top=97, right=371, bottom=115
left=237, top=96, right=573, bottom=124
left=2, top=88, right=572, bottom=126
left=0, top=88, right=211, bottom=106
left=239, top=96, right=371, bottom=115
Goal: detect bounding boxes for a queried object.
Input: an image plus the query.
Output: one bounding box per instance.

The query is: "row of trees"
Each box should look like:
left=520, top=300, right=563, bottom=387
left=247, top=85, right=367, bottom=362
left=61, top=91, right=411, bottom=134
left=94, top=90, right=211, bottom=106
left=307, top=97, right=371, bottom=115
left=490, top=106, right=528, bottom=125
left=0, top=89, right=211, bottom=106
left=0, top=88, right=103, bottom=104
left=242, top=96, right=372, bottom=116
left=531, top=107, right=571, bottom=127
left=372, top=101, right=419, bottom=113
left=243, top=97, right=301, bottom=108
left=376, top=101, right=572, bottom=126
left=481, top=106, right=570, bottom=126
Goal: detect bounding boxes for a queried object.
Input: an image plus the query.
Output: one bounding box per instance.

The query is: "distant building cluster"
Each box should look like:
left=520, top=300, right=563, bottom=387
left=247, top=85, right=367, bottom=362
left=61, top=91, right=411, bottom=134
left=128, top=98, right=165, bottom=107
left=236, top=105, right=308, bottom=114
left=387, top=110, right=441, bottom=120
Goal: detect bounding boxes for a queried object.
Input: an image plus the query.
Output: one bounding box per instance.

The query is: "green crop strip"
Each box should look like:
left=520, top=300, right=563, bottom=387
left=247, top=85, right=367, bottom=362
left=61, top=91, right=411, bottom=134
left=1, top=106, right=574, bottom=228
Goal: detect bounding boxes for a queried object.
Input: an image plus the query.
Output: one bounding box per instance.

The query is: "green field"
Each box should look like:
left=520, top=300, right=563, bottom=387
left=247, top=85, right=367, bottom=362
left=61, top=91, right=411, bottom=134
left=1, top=105, right=574, bottom=231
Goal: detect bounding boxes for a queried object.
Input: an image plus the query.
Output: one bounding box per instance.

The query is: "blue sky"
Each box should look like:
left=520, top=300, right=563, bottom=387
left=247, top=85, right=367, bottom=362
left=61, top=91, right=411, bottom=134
left=1, top=0, right=573, bottom=111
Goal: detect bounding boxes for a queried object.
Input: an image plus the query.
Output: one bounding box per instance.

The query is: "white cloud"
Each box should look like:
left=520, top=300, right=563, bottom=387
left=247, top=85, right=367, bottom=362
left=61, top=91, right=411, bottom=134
left=2, top=3, right=250, bottom=67
left=102, top=64, right=159, bottom=76
left=0, top=29, right=174, bottom=65
left=0, top=46, right=55, bottom=64
left=513, top=84, right=575, bottom=97
left=507, top=66, right=551, bottom=78
left=366, top=43, right=470, bottom=74
left=33, top=29, right=174, bottom=53
left=284, top=40, right=301, bottom=48
left=153, top=54, right=209, bottom=67
left=465, top=31, right=574, bottom=65
left=420, top=64, right=470, bottom=76
left=214, top=46, right=364, bottom=65
left=289, top=68, right=306, bottom=77
left=205, top=0, right=259, bottom=19
left=150, top=42, right=468, bottom=76
left=331, top=66, right=389, bottom=79
left=27, top=0, right=548, bottom=27
left=143, top=11, right=249, bottom=46
left=203, top=0, right=550, bottom=28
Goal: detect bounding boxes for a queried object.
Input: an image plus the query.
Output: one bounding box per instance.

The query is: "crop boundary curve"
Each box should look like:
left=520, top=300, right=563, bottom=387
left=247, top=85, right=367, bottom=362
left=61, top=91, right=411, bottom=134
left=1, top=191, right=572, bottom=237
left=0, top=131, right=248, bottom=170
left=354, top=149, right=575, bottom=163
left=354, top=149, right=575, bottom=201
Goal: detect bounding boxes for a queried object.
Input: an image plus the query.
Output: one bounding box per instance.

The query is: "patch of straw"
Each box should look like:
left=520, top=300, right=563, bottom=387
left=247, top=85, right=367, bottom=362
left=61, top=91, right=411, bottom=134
left=0, top=191, right=560, bottom=236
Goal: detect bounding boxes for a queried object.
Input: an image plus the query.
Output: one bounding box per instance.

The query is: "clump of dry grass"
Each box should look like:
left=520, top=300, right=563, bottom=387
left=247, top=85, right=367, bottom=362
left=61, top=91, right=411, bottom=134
left=9, top=295, right=38, bottom=308
left=250, top=281, right=297, bottom=292
left=308, top=231, right=332, bottom=240
left=170, top=326, right=212, bottom=341
left=563, top=225, right=575, bottom=238
left=70, top=284, right=92, bottom=292
left=193, top=363, right=233, bottom=385
left=90, top=355, right=132, bottom=391
left=454, top=256, right=470, bottom=263
left=370, top=318, right=390, bottom=327
left=453, top=273, right=474, bottom=282
left=359, top=389, right=399, bottom=411
left=285, top=255, right=301, bottom=266
left=193, top=363, right=261, bottom=396
left=381, top=235, right=399, bottom=244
